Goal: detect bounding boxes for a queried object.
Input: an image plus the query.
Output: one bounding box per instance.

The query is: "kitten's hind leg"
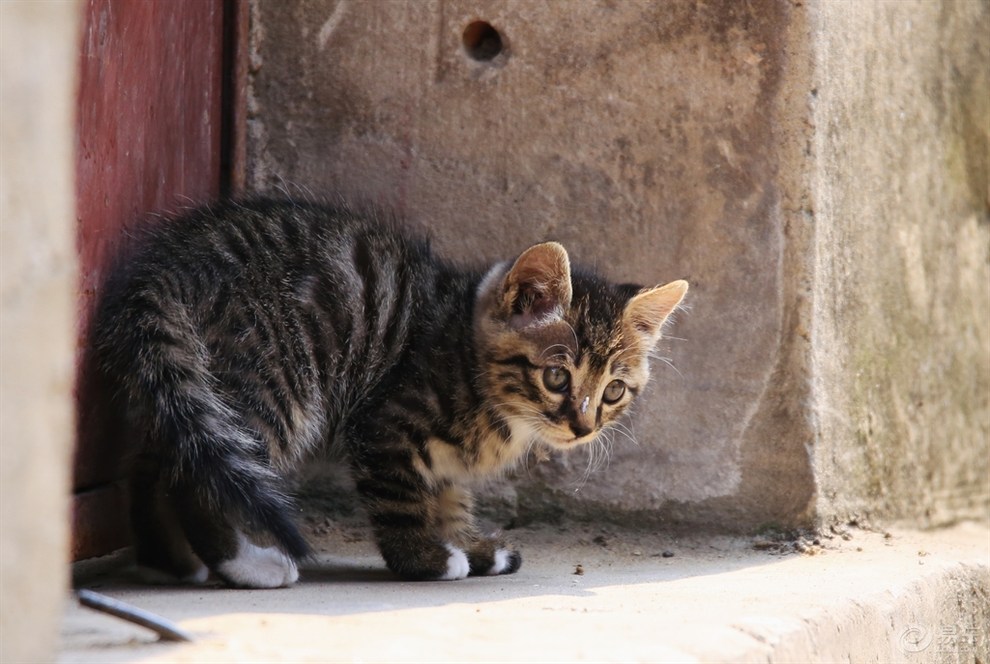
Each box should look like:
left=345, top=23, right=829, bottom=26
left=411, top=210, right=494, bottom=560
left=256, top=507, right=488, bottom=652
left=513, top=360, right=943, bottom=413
left=169, top=485, right=299, bottom=588
left=215, top=531, right=300, bottom=589
left=129, top=455, right=208, bottom=585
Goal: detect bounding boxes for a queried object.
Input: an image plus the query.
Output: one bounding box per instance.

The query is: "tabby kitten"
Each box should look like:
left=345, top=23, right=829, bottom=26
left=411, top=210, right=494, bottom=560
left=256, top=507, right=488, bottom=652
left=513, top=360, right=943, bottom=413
left=93, top=198, right=687, bottom=588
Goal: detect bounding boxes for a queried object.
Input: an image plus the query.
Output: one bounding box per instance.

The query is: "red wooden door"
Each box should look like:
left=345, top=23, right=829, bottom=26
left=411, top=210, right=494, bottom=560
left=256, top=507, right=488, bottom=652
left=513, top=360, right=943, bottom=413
left=74, top=0, right=244, bottom=559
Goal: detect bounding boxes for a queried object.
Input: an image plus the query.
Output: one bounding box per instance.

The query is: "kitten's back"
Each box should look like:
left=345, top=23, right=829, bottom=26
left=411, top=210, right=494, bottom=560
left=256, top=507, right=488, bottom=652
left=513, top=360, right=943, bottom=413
left=94, top=199, right=440, bottom=563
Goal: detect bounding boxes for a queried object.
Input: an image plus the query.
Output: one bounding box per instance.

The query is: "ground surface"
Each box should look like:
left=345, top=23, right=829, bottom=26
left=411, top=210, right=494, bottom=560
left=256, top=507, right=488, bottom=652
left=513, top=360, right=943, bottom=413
left=61, top=520, right=988, bottom=663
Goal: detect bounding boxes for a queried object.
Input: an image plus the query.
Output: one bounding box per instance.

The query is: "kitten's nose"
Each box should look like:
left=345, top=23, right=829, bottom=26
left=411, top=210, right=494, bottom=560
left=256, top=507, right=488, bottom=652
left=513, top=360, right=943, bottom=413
left=570, top=421, right=593, bottom=438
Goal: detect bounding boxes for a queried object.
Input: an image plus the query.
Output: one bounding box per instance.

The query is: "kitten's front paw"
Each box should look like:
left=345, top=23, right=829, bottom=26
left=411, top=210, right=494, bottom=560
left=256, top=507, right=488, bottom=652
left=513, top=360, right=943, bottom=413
left=466, top=544, right=522, bottom=576
left=486, top=548, right=522, bottom=576
left=438, top=543, right=470, bottom=580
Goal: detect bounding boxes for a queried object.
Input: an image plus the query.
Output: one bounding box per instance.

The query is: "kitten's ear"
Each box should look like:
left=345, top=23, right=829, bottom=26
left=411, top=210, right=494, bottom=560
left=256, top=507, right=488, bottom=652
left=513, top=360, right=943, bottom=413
left=501, top=242, right=573, bottom=329
left=623, top=280, right=688, bottom=346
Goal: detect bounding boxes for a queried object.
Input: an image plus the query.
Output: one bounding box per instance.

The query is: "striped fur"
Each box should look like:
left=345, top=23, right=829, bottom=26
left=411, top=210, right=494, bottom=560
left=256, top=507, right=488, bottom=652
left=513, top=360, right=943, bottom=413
left=93, top=198, right=687, bottom=586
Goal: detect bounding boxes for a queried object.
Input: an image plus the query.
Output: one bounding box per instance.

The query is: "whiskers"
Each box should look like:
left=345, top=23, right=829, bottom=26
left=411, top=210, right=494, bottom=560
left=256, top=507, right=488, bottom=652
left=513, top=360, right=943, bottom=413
left=579, top=434, right=613, bottom=488
left=647, top=349, right=683, bottom=378
left=571, top=419, right=638, bottom=491
left=561, top=320, right=579, bottom=355
left=538, top=344, right=573, bottom=364
left=607, top=419, right=639, bottom=447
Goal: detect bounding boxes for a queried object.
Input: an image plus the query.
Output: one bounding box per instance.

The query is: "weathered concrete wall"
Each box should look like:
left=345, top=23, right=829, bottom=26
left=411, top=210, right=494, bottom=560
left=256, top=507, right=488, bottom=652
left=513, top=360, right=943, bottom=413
left=809, top=0, right=990, bottom=528
left=246, top=0, right=988, bottom=531
left=248, top=0, right=817, bottom=531
left=0, top=1, right=80, bottom=661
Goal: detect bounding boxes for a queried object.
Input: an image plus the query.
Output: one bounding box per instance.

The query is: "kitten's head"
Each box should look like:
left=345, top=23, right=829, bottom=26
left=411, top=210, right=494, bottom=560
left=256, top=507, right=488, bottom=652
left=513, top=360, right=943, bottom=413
left=475, top=242, right=687, bottom=450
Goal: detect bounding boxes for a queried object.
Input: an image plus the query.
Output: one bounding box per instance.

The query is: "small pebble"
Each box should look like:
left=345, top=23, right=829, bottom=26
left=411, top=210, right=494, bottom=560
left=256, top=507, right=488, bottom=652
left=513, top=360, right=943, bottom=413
left=661, top=550, right=675, bottom=558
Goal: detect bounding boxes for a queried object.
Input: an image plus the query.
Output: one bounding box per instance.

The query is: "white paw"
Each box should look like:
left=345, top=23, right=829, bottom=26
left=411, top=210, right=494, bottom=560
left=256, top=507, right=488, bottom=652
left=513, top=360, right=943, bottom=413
left=216, top=532, right=299, bottom=588
left=439, top=543, right=470, bottom=580
left=487, top=548, right=512, bottom=575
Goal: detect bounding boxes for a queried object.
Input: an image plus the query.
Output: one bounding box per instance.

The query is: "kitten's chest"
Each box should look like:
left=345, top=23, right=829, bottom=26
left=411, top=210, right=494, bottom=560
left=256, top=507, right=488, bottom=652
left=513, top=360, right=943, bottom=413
left=417, top=418, right=535, bottom=483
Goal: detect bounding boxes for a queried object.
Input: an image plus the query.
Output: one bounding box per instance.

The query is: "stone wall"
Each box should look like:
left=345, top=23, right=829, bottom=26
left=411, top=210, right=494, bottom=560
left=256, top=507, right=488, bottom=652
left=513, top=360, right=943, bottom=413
left=245, top=0, right=989, bottom=531
left=0, top=1, right=81, bottom=661
left=809, top=0, right=990, bottom=527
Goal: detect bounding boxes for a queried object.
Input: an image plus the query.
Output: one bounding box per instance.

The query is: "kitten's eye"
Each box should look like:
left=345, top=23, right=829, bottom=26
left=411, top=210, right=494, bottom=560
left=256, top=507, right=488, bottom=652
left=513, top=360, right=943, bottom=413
left=602, top=380, right=626, bottom=404
left=542, top=366, right=570, bottom=393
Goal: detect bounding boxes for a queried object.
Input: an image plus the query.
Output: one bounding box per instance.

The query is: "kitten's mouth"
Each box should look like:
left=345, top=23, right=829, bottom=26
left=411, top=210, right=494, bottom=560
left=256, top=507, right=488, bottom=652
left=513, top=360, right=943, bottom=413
left=541, top=430, right=597, bottom=449
left=568, top=433, right=598, bottom=446
left=512, top=412, right=597, bottom=450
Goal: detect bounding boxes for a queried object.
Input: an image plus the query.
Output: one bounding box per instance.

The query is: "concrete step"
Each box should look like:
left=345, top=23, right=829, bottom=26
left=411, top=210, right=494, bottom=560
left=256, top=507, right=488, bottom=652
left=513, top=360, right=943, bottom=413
left=61, top=522, right=988, bottom=663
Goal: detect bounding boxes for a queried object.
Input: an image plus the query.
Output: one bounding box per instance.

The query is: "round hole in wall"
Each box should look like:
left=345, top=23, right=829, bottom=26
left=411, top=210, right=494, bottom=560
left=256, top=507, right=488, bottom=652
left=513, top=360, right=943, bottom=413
left=462, top=21, right=503, bottom=61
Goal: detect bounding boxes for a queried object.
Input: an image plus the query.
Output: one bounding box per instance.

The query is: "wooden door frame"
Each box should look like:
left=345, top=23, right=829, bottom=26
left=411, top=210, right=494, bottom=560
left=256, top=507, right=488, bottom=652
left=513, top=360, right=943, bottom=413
left=72, top=0, right=248, bottom=561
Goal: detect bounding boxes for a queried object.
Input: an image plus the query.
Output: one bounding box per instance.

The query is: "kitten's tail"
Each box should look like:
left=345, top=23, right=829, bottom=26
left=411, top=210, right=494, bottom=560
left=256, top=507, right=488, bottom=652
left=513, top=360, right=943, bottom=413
left=98, top=303, right=311, bottom=560
left=155, top=389, right=313, bottom=560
